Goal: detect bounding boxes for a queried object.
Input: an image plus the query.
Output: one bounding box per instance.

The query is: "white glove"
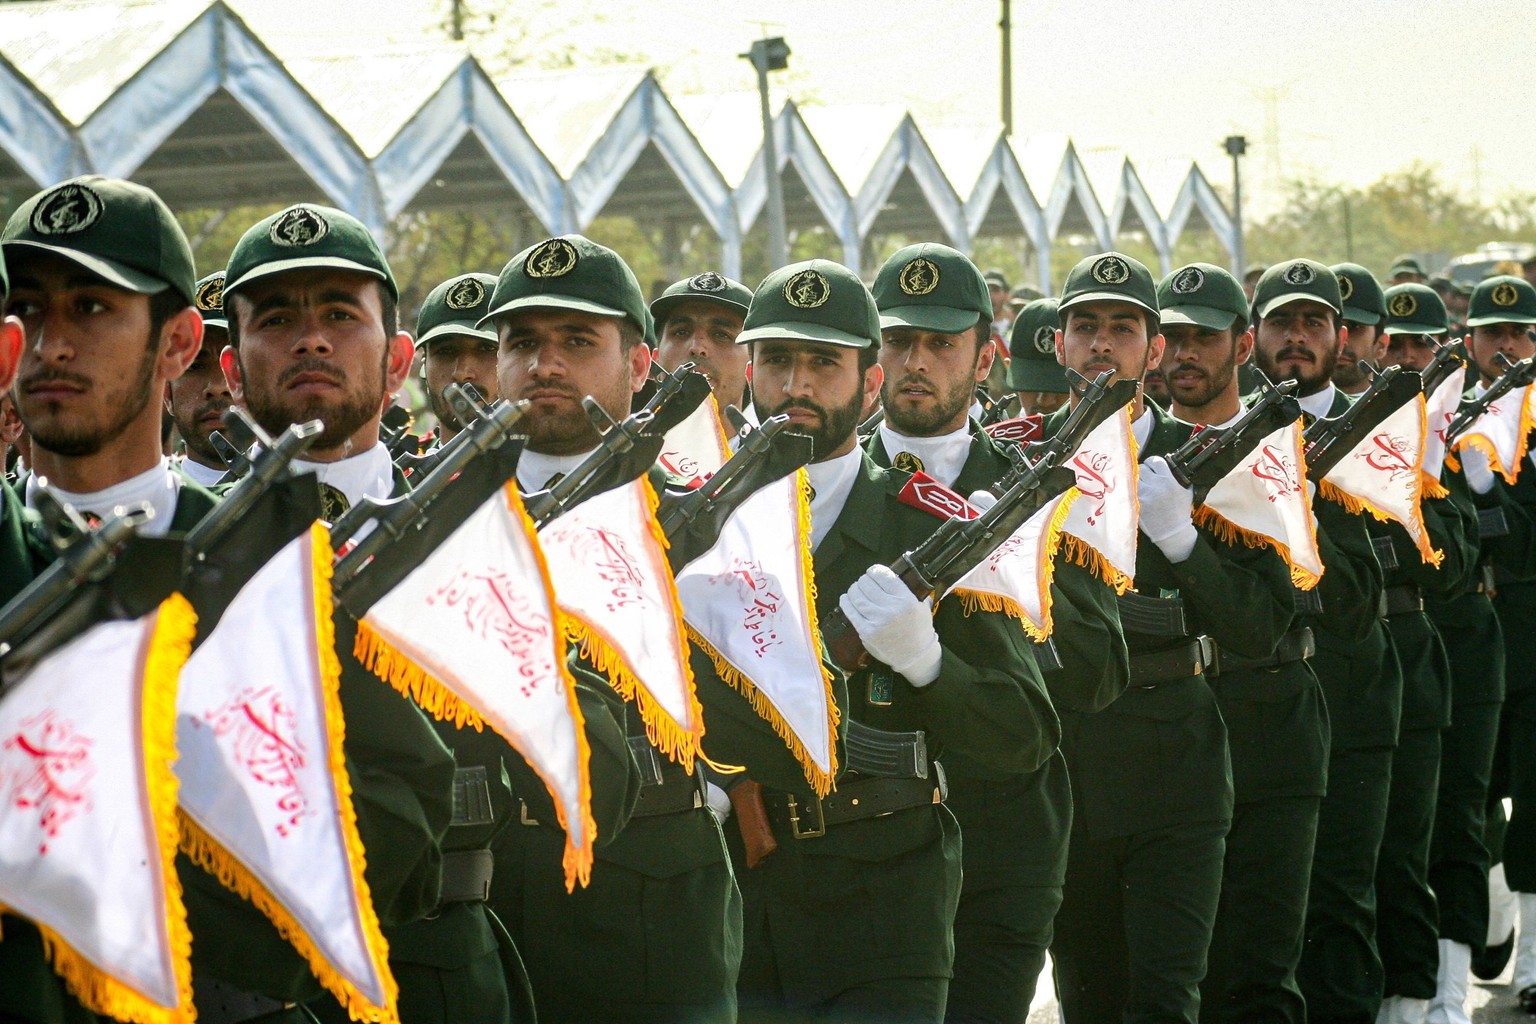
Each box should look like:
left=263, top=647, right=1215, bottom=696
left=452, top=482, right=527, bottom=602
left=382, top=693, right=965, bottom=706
left=967, top=489, right=999, bottom=513
left=1137, top=456, right=1198, bottom=562
left=704, top=782, right=733, bottom=823
left=838, top=565, right=943, bottom=687
left=1462, top=446, right=1496, bottom=494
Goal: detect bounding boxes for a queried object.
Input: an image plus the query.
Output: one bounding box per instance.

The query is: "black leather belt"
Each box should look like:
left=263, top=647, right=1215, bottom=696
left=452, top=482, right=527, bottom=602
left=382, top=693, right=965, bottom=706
left=1383, top=584, right=1424, bottom=617
left=1210, top=627, right=1315, bottom=676
left=1479, top=506, right=1510, bottom=538
left=1128, top=636, right=1215, bottom=687
left=1371, top=534, right=1400, bottom=571
left=1293, top=587, right=1324, bottom=616
left=191, top=974, right=298, bottom=1024
left=1117, top=591, right=1188, bottom=636
left=438, top=848, right=494, bottom=904
left=765, top=771, right=946, bottom=839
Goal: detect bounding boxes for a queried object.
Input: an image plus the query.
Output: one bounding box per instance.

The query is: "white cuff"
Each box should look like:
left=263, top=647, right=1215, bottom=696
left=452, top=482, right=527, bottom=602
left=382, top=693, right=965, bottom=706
left=895, top=638, right=944, bottom=688
left=1147, top=522, right=1199, bottom=563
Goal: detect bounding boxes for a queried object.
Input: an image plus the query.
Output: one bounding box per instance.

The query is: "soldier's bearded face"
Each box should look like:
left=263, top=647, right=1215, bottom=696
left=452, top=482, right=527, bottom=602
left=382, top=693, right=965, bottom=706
left=877, top=327, right=994, bottom=437
left=749, top=338, right=881, bottom=463
left=1381, top=333, right=1436, bottom=373
left=657, top=300, right=748, bottom=412
left=422, top=333, right=499, bottom=438
left=495, top=307, right=649, bottom=456
left=1057, top=300, right=1164, bottom=396
left=1254, top=301, right=1345, bottom=397
left=225, top=270, right=403, bottom=456
left=1160, top=323, right=1247, bottom=412
left=166, top=328, right=234, bottom=462
left=1467, top=323, right=1536, bottom=385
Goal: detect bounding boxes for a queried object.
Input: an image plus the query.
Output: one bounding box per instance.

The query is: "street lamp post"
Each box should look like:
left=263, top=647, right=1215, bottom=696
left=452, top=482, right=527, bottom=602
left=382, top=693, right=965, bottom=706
left=743, top=37, right=791, bottom=271
left=1224, top=135, right=1248, bottom=277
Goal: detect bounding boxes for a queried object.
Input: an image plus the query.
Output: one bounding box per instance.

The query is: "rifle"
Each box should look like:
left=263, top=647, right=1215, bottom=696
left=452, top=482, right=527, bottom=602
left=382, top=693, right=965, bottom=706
left=1163, top=375, right=1302, bottom=503
left=1302, top=364, right=1421, bottom=480
left=857, top=406, right=885, bottom=436
left=184, top=410, right=323, bottom=559
left=656, top=414, right=816, bottom=569
left=330, top=397, right=530, bottom=589
left=818, top=369, right=1138, bottom=670
left=1419, top=337, right=1467, bottom=400
left=977, top=390, right=1022, bottom=427
left=523, top=364, right=712, bottom=528
left=395, top=384, right=498, bottom=479
left=1443, top=352, right=1536, bottom=446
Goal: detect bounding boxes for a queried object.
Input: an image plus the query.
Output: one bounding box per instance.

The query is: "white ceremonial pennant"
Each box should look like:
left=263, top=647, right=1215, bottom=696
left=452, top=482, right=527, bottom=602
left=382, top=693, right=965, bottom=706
left=177, top=523, right=398, bottom=1021
left=1194, top=420, right=1324, bottom=589
left=355, top=485, right=595, bottom=890
left=1059, top=406, right=1140, bottom=592
left=0, top=597, right=196, bottom=1024
left=658, top=395, right=731, bottom=489
left=948, top=489, right=1079, bottom=640
left=675, top=470, right=838, bottom=796
left=1422, top=364, right=1466, bottom=491
left=1321, top=392, right=1442, bottom=566
left=1451, top=382, right=1536, bottom=485
left=540, top=477, right=705, bottom=770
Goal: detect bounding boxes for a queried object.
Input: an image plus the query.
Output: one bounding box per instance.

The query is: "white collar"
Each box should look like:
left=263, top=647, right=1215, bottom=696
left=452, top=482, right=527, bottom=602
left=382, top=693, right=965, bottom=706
left=178, top=456, right=227, bottom=488
left=806, top=447, right=864, bottom=551
left=1473, top=380, right=1490, bottom=400
left=1207, top=408, right=1244, bottom=430
left=517, top=448, right=595, bottom=493
left=28, top=459, right=182, bottom=538
left=876, top=421, right=973, bottom=487
left=1298, top=383, right=1339, bottom=421
left=1132, top=407, right=1154, bottom=449
left=294, top=443, right=395, bottom=507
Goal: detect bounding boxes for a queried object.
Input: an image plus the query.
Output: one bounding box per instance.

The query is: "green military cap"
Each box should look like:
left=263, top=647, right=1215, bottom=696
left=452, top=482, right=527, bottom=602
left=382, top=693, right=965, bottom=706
left=650, top=271, right=752, bottom=324
left=736, top=259, right=879, bottom=348
left=872, top=243, right=991, bottom=334
left=1008, top=284, right=1043, bottom=308
left=193, top=271, right=227, bottom=331
left=1331, top=262, right=1386, bottom=326
left=1251, top=258, right=1341, bottom=319
left=416, top=272, right=498, bottom=348
left=1466, top=275, right=1536, bottom=327
left=1058, top=251, right=1158, bottom=318
left=983, top=268, right=1009, bottom=290
left=1389, top=254, right=1426, bottom=278
left=225, top=204, right=397, bottom=301
left=1157, top=263, right=1248, bottom=331
left=1381, top=283, right=1449, bottom=336
left=1244, top=262, right=1268, bottom=279
left=481, top=234, right=654, bottom=343
left=2, top=175, right=196, bottom=305
left=1007, top=298, right=1068, bottom=393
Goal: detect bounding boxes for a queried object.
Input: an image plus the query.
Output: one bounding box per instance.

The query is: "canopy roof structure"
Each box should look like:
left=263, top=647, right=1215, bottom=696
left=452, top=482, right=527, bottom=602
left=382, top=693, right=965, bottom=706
left=0, top=0, right=1238, bottom=287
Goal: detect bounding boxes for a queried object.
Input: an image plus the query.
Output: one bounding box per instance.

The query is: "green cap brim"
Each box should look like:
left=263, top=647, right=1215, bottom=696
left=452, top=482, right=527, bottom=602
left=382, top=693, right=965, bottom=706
left=1008, top=361, right=1069, bottom=393
left=878, top=304, right=982, bottom=334
left=3, top=239, right=171, bottom=297
left=1467, top=313, right=1536, bottom=327
left=1341, top=305, right=1383, bottom=326
left=735, top=320, right=871, bottom=347
left=478, top=293, right=627, bottom=328
left=1160, top=303, right=1240, bottom=331
left=1058, top=290, right=1158, bottom=318
left=651, top=294, right=749, bottom=323
left=199, top=316, right=229, bottom=331
left=1382, top=323, right=1448, bottom=336
left=1257, top=291, right=1340, bottom=318
left=416, top=322, right=499, bottom=348
left=224, top=256, right=388, bottom=297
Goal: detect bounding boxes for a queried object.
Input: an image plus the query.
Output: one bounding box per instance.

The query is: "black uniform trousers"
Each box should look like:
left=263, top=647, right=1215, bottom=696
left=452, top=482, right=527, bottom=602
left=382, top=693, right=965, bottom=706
left=1431, top=699, right=1502, bottom=949
left=1495, top=692, right=1536, bottom=891
left=1376, top=725, right=1443, bottom=999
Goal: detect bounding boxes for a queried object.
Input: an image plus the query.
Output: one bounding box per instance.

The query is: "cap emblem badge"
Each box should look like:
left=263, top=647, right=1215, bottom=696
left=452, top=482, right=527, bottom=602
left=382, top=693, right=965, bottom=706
left=524, top=238, right=579, bottom=279
left=445, top=277, right=486, bottom=310
left=689, top=272, right=726, bottom=292
left=1171, top=267, right=1205, bottom=295
left=1492, top=282, right=1520, bottom=308
left=898, top=258, right=940, bottom=296
left=269, top=207, right=329, bottom=247
left=1387, top=292, right=1418, bottom=318
left=893, top=451, right=925, bottom=474
left=1091, top=255, right=1130, bottom=286
left=1033, top=324, right=1056, bottom=355
left=195, top=275, right=225, bottom=313
left=783, top=269, right=831, bottom=309
left=1338, top=275, right=1355, bottom=301
left=30, top=183, right=103, bottom=236
left=1283, top=262, right=1315, bottom=286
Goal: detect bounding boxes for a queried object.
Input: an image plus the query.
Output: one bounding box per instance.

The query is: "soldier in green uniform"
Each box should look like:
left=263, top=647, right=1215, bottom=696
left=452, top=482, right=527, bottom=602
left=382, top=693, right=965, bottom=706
left=1153, top=262, right=1329, bottom=1024
left=1423, top=275, right=1536, bottom=1023
left=722, top=257, right=1058, bottom=1023
left=863, top=243, right=1128, bottom=1024
left=1329, top=263, right=1390, bottom=397
left=1250, top=259, right=1393, bottom=1024
left=166, top=271, right=235, bottom=487
left=651, top=271, right=752, bottom=421
left=481, top=234, right=837, bottom=1024
left=1042, top=253, right=1294, bottom=1024
left=415, top=271, right=499, bottom=446
left=1005, top=297, right=1069, bottom=416
left=1364, top=282, right=1481, bottom=1024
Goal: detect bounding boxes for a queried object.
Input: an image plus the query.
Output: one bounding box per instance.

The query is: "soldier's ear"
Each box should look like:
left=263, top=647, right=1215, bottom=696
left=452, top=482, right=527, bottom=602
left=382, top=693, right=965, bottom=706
left=1234, top=327, right=1255, bottom=367
left=220, top=346, right=245, bottom=402
left=0, top=315, right=21, bottom=393
left=384, top=332, right=414, bottom=393
left=159, top=306, right=204, bottom=382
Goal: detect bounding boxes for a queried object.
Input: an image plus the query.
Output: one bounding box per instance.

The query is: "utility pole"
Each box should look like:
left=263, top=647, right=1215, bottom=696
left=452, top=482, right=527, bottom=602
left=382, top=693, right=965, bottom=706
left=742, top=37, right=791, bottom=270
left=1000, top=0, right=1013, bottom=136
left=449, top=0, right=464, bottom=41
left=1224, top=135, right=1248, bottom=277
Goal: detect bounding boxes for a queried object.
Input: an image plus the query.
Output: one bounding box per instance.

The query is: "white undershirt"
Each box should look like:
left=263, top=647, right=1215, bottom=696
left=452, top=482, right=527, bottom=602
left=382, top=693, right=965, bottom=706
left=294, top=443, right=395, bottom=507
left=1298, top=383, right=1339, bottom=422
left=28, top=459, right=182, bottom=538
left=178, top=456, right=227, bottom=488
left=1132, top=408, right=1154, bottom=450
left=1207, top=408, right=1244, bottom=430
left=876, top=422, right=973, bottom=488
left=517, top=449, right=594, bottom=493
left=806, top=447, right=864, bottom=551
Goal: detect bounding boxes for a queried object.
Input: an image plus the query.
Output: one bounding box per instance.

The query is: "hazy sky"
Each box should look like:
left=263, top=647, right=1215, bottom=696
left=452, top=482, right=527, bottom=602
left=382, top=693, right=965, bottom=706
left=239, top=0, right=1535, bottom=217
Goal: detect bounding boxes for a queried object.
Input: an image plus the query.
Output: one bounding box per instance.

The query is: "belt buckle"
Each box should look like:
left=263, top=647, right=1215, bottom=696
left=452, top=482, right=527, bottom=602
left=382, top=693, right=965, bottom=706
left=787, top=794, right=826, bottom=839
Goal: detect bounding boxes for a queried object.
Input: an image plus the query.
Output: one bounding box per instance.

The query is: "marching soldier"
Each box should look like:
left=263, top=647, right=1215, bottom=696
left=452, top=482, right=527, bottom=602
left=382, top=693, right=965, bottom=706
left=1424, top=275, right=1536, bottom=1023
left=1005, top=296, right=1069, bottom=416
left=166, top=270, right=235, bottom=486
left=865, top=243, right=1128, bottom=1024
left=1250, top=259, right=1392, bottom=1024
left=1042, top=253, right=1293, bottom=1024
left=1330, top=263, right=1390, bottom=397
left=650, top=271, right=752, bottom=421
left=726, top=257, right=1058, bottom=1023
left=415, top=271, right=499, bottom=445
left=1155, top=262, right=1329, bottom=1023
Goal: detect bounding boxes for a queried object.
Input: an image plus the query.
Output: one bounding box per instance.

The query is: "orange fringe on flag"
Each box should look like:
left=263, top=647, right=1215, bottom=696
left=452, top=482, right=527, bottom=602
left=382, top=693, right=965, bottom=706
left=1455, top=384, right=1536, bottom=485
left=1058, top=532, right=1133, bottom=594
left=950, top=490, right=1077, bottom=642
left=185, top=524, right=400, bottom=1022
left=1317, top=398, right=1443, bottom=567
left=1191, top=505, right=1323, bottom=590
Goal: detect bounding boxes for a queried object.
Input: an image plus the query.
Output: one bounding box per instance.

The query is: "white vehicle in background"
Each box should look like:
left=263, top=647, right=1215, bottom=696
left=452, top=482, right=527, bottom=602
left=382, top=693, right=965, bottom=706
left=1441, top=242, right=1536, bottom=286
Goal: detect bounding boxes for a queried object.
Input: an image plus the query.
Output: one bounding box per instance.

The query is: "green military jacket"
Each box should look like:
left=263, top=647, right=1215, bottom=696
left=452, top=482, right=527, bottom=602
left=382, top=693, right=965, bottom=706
left=1488, top=434, right=1536, bottom=699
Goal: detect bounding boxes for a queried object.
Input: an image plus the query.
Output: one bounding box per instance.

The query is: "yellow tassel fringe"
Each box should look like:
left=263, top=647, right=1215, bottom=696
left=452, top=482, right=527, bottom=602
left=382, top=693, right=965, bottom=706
left=948, top=490, right=1076, bottom=642
left=1191, top=505, right=1322, bottom=590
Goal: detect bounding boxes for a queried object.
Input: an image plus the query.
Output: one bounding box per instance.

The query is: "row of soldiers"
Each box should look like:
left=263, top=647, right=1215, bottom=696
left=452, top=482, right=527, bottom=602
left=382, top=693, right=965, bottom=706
left=0, top=171, right=1533, bottom=1024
